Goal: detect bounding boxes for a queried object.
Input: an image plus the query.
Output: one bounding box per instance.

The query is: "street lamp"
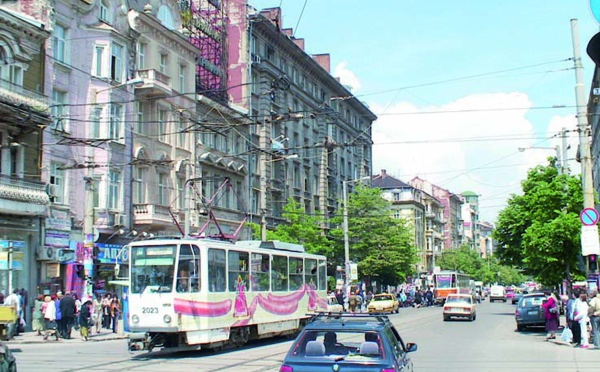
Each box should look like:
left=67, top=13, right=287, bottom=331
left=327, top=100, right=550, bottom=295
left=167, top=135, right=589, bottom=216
left=518, top=145, right=564, bottom=175
left=342, top=175, right=370, bottom=309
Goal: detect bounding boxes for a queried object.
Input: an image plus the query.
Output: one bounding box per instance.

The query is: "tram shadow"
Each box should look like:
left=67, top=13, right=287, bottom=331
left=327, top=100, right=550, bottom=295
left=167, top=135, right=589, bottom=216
left=131, top=335, right=293, bottom=360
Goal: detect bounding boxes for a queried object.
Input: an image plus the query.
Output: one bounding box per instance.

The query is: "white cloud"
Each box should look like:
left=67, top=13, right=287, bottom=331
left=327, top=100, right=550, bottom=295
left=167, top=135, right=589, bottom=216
left=333, top=61, right=361, bottom=92
left=370, top=92, right=546, bottom=224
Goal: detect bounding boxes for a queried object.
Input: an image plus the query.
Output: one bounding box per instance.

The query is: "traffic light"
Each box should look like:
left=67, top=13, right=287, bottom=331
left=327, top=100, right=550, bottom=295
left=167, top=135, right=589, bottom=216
left=590, top=255, right=598, bottom=272
left=75, top=264, right=85, bottom=279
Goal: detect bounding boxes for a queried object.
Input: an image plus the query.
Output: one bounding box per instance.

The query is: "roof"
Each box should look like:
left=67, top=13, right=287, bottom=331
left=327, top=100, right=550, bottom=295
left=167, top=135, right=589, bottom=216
left=461, top=191, right=478, bottom=197
left=372, top=170, right=411, bottom=190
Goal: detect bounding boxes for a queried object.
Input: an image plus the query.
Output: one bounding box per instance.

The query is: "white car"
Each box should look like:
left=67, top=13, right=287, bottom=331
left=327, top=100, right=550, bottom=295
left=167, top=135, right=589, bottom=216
left=327, top=296, right=343, bottom=313
left=489, top=285, right=507, bottom=302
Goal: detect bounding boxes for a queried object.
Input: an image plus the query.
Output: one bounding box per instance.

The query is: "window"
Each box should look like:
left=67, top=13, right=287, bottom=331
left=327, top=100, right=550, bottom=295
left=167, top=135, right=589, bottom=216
left=91, top=107, right=102, bottom=138
left=305, top=259, right=318, bottom=288
left=99, top=0, right=112, bottom=24
left=228, top=250, right=249, bottom=292
left=176, top=244, right=200, bottom=293
left=318, top=260, right=326, bottom=290
left=159, top=53, right=168, bottom=74
left=110, top=43, right=123, bottom=82
left=157, top=172, right=169, bottom=205
left=157, top=5, right=175, bottom=30
left=107, top=171, right=120, bottom=210
left=158, top=109, right=168, bottom=142
left=178, top=64, right=186, bottom=93
left=208, top=248, right=226, bottom=292
left=134, top=167, right=146, bottom=204
left=289, top=257, right=304, bottom=290
left=136, top=102, right=146, bottom=135
left=49, top=162, right=65, bottom=204
left=94, top=45, right=105, bottom=77
left=0, top=47, right=23, bottom=85
left=272, top=256, right=288, bottom=291
left=109, top=104, right=122, bottom=140
left=53, top=24, right=67, bottom=63
left=251, top=253, right=269, bottom=292
left=50, top=90, right=68, bottom=132
left=137, top=42, right=145, bottom=69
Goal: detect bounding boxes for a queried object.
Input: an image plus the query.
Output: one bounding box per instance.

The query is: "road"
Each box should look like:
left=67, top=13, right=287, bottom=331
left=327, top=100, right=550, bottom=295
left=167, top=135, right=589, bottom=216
left=10, top=300, right=600, bottom=371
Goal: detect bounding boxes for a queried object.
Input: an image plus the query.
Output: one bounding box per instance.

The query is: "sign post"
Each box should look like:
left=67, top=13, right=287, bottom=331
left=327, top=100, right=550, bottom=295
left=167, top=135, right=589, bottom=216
left=580, top=208, right=600, bottom=256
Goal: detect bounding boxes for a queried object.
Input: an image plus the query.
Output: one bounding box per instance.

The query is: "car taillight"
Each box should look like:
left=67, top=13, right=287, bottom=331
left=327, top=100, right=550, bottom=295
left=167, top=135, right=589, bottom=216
left=444, top=307, right=450, bottom=311
left=280, top=366, right=293, bottom=372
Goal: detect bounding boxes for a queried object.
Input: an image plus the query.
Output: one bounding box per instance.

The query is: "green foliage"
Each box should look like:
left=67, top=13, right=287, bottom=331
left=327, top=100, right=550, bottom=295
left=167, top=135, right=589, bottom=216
left=493, top=160, right=587, bottom=287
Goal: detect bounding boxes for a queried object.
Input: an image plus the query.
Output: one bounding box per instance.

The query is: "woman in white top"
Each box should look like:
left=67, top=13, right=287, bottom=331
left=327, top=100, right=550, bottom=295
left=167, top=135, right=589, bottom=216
left=575, top=293, right=590, bottom=349
left=42, top=295, right=58, bottom=341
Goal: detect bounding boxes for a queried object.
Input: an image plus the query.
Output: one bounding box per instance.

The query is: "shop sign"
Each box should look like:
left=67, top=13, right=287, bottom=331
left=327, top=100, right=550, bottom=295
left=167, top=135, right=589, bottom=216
left=0, top=251, right=23, bottom=270
left=0, top=240, right=26, bottom=249
left=45, top=230, right=70, bottom=248
left=96, top=243, right=127, bottom=264
left=46, top=263, right=60, bottom=277
left=46, top=218, right=71, bottom=231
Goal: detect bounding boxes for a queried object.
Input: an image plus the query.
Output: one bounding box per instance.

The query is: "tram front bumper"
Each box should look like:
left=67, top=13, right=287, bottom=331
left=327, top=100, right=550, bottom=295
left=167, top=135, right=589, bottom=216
left=128, top=332, right=149, bottom=351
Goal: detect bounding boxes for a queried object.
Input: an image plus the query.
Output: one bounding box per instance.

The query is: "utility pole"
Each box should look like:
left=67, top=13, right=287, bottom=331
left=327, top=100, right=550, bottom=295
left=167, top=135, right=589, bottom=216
left=560, top=127, right=568, bottom=175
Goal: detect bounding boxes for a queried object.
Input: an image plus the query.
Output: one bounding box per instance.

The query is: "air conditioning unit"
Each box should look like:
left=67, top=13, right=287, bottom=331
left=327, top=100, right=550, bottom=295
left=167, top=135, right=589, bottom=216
left=56, top=249, right=75, bottom=262
left=38, top=246, right=57, bottom=261
left=113, top=213, right=126, bottom=227
left=47, top=184, right=59, bottom=198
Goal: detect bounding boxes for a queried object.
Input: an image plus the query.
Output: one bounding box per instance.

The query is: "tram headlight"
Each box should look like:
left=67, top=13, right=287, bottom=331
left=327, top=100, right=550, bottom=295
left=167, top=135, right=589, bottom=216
left=132, top=314, right=140, bottom=324
left=163, top=314, right=172, bottom=323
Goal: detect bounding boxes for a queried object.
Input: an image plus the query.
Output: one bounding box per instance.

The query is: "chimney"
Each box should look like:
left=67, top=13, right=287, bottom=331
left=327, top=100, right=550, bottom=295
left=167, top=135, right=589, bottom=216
left=292, top=38, right=305, bottom=51
left=381, top=169, right=387, bottom=177
left=312, top=54, right=330, bottom=73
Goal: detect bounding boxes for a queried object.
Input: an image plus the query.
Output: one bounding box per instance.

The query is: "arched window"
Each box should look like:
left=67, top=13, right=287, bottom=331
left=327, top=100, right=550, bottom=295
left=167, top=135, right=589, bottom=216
left=157, top=5, right=175, bottom=30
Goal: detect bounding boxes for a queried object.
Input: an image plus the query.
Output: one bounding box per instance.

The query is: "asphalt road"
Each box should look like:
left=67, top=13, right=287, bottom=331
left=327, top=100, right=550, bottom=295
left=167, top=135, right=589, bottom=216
left=10, top=300, right=600, bottom=371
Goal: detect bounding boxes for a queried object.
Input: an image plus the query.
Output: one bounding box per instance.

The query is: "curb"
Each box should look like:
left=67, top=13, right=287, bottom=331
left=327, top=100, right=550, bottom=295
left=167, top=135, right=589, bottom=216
left=5, top=333, right=127, bottom=345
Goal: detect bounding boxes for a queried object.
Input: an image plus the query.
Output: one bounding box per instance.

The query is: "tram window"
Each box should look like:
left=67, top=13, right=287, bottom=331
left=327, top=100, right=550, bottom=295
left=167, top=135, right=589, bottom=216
left=208, top=248, right=226, bottom=292
left=176, top=244, right=200, bottom=293
left=228, top=250, right=249, bottom=292
left=289, top=257, right=304, bottom=290
left=272, top=255, right=288, bottom=291
left=305, top=259, right=317, bottom=288
left=318, top=260, right=326, bottom=290
left=130, top=245, right=175, bottom=294
left=251, top=253, right=270, bottom=291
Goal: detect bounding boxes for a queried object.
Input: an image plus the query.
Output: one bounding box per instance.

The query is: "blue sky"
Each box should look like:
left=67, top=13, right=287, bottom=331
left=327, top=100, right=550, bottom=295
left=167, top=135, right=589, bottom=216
left=249, top=0, right=600, bottom=223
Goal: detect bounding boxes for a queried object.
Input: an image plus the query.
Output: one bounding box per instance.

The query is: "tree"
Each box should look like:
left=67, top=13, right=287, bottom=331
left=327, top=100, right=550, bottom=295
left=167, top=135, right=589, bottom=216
left=493, top=159, right=586, bottom=287
left=329, top=185, right=419, bottom=287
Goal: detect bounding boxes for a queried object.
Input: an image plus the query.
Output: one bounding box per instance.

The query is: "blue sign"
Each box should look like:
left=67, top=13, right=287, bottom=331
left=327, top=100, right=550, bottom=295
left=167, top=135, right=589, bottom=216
left=96, top=243, right=127, bottom=264
left=0, top=240, right=26, bottom=249
left=580, top=207, right=600, bottom=226
left=592, top=0, right=600, bottom=23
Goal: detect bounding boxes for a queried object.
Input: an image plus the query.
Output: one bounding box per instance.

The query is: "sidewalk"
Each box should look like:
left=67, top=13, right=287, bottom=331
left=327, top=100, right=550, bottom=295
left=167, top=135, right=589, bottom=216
left=4, top=329, right=128, bottom=345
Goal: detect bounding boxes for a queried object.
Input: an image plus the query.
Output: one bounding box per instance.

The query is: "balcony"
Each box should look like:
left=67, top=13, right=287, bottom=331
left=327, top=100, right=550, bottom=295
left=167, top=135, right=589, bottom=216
left=0, top=175, right=48, bottom=215
left=133, top=203, right=173, bottom=226
left=0, top=78, right=49, bottom=113
left=135, top=69, right=172, bottom=96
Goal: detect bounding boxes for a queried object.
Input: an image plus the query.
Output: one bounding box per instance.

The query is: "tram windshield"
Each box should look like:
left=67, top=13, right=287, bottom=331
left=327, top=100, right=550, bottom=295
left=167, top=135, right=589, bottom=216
left=130, top=245, right=176, bottom=294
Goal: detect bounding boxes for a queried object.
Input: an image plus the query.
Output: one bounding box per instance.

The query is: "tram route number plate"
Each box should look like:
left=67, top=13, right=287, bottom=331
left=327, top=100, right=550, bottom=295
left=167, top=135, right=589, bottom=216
left=142, top=307, right=159, bottom=314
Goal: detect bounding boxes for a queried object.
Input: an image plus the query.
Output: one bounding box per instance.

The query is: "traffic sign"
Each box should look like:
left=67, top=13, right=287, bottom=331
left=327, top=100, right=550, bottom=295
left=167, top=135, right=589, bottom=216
left=580, top=208, right=600, bottom=226
left=582, top=225, right=600, bottom=256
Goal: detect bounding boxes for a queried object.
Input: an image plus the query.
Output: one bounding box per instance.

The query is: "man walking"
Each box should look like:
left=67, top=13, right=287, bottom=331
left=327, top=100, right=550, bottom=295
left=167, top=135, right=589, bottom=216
left=567, top=291, right=581, bottom=346
left=59, top=291, right=76, bottom=339
left=589, top=290, right=600, bottom=349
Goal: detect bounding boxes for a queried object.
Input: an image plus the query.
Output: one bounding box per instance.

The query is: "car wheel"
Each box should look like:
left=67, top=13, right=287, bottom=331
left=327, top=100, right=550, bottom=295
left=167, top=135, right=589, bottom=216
left=472, top=314, right=476, bottom=321
left=517, top=324, right=524, bottom=331
left=443, top=315, right=449, bottom=321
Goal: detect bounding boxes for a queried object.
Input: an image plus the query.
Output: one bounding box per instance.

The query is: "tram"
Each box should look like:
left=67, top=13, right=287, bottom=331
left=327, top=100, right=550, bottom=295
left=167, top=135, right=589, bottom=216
left=432, top=271, right=471, bottom=304
left=127, top=238, right=328, bottom=352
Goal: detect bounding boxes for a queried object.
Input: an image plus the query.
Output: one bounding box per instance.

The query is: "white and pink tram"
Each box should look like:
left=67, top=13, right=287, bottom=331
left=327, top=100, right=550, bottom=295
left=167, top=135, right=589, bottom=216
left=127, top=238, right=328, bottom=352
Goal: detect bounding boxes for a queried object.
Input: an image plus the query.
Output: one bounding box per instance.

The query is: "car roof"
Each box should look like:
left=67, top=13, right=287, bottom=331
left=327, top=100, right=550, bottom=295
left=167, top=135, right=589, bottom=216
left=522, top=293, right=546, bottom=297
left=304, top=314, right=392, bottom=332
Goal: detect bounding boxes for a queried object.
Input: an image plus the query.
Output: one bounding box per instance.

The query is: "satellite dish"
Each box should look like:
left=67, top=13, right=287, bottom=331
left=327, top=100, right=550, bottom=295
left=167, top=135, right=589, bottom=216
left=93, top=228, right=100, bottom=242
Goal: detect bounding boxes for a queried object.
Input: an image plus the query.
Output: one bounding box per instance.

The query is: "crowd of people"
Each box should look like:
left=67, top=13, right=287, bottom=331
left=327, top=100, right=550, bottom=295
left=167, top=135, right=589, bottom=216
left=1, top=290, right=121, bottom=342
left=330, top=286, right=437, bottom=313
left=558, top=289, right=600, bottom=349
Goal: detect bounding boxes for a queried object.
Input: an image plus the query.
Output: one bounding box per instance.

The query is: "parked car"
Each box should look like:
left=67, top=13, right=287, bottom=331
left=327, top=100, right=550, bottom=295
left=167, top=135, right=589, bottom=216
left=0, top=342, right=16, bottom=372
left=489, top=285, right=507, bottom=302
left=512, top=290, right=528, bottom=305
left=367, top=293, right=400, bottom=314
left=327, top=295, right=343, bottom=313
left=515, top=293, right=546, bottom=331
left=443, top=294, right=477, bottom=321
left=280, top=313, right=417, bottom=372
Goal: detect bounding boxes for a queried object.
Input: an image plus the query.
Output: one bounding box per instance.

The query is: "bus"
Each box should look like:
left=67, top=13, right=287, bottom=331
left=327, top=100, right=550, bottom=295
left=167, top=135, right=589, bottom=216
left=126, top=238, right=328, bottom=352
left=432, top=271, right=471, bottom=304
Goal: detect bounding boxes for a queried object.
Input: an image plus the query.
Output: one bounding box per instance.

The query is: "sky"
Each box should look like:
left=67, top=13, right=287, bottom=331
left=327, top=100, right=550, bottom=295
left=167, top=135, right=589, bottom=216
left=248, top=0, right=600, bottom=224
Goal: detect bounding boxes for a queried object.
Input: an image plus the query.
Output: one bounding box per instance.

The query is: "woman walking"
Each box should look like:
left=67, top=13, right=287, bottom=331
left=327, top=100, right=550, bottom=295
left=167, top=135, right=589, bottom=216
left=541, top=291, right=560, bottom=339
left=42, top=295, right=58, bottom=341
left=78, top=300, right=92, bottom=341
left=92, top=294, right=103, bottom=334
left=32, top=295, right=44, bottom=336
left=575, top=293, right=591, bottom=349
left=110, top=297, right=121, bottom=334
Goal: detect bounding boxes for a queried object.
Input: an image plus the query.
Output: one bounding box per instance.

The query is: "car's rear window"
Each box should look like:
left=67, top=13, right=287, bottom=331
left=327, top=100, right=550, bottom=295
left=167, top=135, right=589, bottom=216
left=446, top=296, right=471, bottom=304
left=374, top=295, right=393, bottom=301
left=521, top=297, right=544, bottom=307
left=291, top=330, right=384, bottom=360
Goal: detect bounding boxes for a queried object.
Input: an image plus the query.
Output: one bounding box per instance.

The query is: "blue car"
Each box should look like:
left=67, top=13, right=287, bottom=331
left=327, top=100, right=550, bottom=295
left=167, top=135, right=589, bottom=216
left=280, top=314, right=417, bottom=372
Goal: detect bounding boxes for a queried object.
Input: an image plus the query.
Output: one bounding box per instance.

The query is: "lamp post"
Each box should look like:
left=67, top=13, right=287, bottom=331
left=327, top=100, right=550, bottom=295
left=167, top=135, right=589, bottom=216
left=342, top=176, right=370, bottom=309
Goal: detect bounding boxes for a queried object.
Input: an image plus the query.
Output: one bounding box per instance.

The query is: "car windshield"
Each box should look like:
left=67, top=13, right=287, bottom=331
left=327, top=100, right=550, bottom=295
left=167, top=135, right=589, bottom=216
left=446, top=296, right=471, bottom=304
left=520, top=296, right=544, bottom=307
left=373, top=295, right=393, bottom=301
left=291, top=330, right=384, bottom=359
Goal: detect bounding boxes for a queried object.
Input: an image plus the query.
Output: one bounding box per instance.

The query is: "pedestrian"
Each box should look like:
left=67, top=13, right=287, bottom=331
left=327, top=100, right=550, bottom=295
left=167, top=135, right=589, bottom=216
left=32, top=295, right=45, bottom=336
left=335, top=289, right=345, bottom=312
left=42, top=295, right=59, bottom=341
left=541, top=291, right=560, bottom=340
left=588, top=290, right=600, bottom=349
left=55, top=291, right=63, bottom=338
left=19, top=288, right=28, bottom=324
left=414, top=290, right=423, bottom=308
left=102, top=294, right=112, bottom=329
left=4, top=289, right=22, bottom=339
left=72, top=293, right=81, bottom=331
left=425, top=287, right=434, bottom=307
left=574, top=292, right=590, bottom=349
left=78, top=300, right=92, bottom=341
left=59, top=291, right=76, bottom=339
left=92, top=294, right=103, bottom=334
left=110, top=297, right=121, bottom=333
left=567, top=292, right=581, bottom=346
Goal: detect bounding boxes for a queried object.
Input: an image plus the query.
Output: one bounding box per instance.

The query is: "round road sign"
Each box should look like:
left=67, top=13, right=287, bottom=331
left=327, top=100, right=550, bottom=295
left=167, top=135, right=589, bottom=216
left=580, top=207, right=600, bottom=226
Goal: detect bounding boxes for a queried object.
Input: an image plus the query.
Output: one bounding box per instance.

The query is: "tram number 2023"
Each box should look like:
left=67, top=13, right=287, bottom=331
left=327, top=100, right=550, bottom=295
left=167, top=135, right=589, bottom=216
left=142, top=307, right=159, bottom=314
